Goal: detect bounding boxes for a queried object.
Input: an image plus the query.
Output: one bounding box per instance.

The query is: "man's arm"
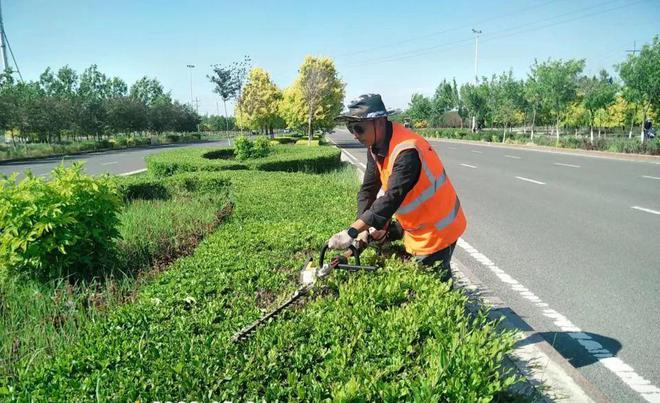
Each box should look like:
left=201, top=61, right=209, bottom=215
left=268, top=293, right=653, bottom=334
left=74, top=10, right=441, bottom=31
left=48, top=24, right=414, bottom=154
left=349, top=149, right=421, bottom=232
left=356, top=150, right=381, bottom=218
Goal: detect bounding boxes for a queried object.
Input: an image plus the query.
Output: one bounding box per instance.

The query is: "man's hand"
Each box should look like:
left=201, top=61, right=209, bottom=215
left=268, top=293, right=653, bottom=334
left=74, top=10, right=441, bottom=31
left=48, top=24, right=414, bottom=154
left=328, top=230, right=354, bottom=250
left=369, top=227, right=388, bottom=242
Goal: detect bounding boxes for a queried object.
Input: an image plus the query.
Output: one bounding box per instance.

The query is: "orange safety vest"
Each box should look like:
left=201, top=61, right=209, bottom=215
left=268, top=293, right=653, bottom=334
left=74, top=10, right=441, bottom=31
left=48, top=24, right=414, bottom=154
left=373, top=122, right=467, bottom=256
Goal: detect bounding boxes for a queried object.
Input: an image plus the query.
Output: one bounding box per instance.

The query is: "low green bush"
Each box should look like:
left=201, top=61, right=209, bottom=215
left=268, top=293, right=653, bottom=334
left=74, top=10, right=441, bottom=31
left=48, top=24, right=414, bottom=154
left=146, top=144, right=341, bottom=177
left=271, top=136, right=297, bottom=144
left=0, top=163, right=121, bottom=279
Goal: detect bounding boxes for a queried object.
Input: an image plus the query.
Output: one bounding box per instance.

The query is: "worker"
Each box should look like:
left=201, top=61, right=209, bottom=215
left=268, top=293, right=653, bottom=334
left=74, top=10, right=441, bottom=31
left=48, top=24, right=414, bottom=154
left=328, top=94, right=467, bottom=279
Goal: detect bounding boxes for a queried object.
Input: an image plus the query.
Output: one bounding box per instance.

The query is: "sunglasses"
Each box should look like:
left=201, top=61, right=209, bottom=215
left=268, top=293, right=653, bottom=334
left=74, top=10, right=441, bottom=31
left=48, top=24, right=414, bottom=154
left=347, top=122, right=368, bottom=135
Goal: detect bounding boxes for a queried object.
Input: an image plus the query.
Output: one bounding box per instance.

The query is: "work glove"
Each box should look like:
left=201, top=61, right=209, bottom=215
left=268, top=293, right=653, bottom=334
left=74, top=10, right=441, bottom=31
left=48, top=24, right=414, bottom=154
left=369, top=227, right=388, bottom=243
left=328, top=230, right=354, bottom=250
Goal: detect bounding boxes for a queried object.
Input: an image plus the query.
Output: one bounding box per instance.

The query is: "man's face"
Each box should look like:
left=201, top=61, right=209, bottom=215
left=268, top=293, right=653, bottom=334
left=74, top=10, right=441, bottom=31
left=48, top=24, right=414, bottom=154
left=347, top=120, right=377, bottom=146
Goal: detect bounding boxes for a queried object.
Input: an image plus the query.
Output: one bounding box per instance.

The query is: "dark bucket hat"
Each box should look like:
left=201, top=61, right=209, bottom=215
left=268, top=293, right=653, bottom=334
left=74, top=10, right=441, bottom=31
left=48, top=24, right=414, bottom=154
left=336, top=93, right=396, bottom=122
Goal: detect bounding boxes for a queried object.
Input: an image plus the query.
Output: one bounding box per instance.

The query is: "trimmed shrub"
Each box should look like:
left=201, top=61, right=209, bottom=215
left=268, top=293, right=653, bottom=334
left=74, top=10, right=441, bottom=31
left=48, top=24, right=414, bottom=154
left=252, top=136, right=272, bottom=158
left=115, top=174, right=170, bottom=201
left=146, top=144, right=341, bottom=177
left=271, top=136, right=297, bottom=144
left=0, top=163, right=122, bottom=279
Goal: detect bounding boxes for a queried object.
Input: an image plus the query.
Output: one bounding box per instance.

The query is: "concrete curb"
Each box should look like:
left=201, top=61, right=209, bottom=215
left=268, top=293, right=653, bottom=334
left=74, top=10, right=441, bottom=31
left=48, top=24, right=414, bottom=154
left=330, top=138, right=609, bottom=402
left=425, top=137, right=660, bottom=164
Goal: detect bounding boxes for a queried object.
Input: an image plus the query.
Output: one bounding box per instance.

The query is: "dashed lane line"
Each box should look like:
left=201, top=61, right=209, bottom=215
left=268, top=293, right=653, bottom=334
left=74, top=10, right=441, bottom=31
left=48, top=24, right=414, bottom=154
left=460, top=163, right=477, bottom=169
left=642, top=175, right=660, bottom=180
left=471, top=150, right=483, bottom=154
left=505, top=155, right=522, bottom=159
left=631, top=206, right=660, bottom=216
left=554, top=162, right=581, bottom=168
left=101, top=161, right=119, bottom=166
left=516, top=176, right=546, bottom=185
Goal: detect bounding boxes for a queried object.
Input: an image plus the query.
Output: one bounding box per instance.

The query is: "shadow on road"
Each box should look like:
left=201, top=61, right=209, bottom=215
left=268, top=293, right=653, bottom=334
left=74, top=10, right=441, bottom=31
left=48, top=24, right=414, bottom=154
left=519, top=331, right=622, bottom=369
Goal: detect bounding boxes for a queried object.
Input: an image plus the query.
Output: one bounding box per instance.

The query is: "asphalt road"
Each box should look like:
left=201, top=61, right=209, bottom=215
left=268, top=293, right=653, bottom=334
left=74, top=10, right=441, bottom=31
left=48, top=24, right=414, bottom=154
left=328, top=129, right=660, bottom=403
left=0, top=140, right=233, bottom=178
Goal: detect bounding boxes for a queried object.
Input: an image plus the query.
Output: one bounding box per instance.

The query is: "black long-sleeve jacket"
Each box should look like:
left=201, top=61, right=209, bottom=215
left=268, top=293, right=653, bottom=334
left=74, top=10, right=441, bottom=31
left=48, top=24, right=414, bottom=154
left=357, top=121, right=421, bottom=230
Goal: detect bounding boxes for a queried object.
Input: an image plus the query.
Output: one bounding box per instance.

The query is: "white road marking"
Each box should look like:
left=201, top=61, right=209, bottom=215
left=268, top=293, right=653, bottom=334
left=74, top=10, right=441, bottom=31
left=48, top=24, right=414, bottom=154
left=631, top=206, right=660, bottom=216
left=554, top=162, right=581, bottom=168
left=448, top=146, right=458, bottom=150
left=516, top=176, right=546, bottom=185
left=505, top=155, right=521, bottom=159
left=460, top=163, right=477, bottom=169
left=642, top=175, right=660, bottom=181
left=457, top=238, right=660, bottom=402
left=471, top=150, right=483, bottom=154
left=119, top=169, right=147, bottom=176
left=101, top=161, right=118, bottom=166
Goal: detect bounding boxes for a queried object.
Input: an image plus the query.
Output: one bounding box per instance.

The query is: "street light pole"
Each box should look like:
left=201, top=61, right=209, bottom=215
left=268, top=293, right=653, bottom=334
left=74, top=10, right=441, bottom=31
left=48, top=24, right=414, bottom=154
left=186, top=64, right=195, bottom=108
left=471, top=28, right=482, bottom=132
left=0, top=0, right=10, bottom=72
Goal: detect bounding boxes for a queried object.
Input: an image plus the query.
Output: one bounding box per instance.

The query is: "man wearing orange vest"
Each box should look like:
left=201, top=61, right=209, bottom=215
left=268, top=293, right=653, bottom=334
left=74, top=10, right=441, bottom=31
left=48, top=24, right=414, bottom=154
left=328, top=94, right=467, bottom=278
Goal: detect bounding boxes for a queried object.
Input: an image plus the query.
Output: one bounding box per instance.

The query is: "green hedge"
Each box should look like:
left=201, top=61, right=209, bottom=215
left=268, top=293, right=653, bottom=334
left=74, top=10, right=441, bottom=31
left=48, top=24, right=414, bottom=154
left=146, top=144, right=341, bottom=177
left=7, top=166, right=519, bottom=400
left=0, top=163, right=122, bottom=279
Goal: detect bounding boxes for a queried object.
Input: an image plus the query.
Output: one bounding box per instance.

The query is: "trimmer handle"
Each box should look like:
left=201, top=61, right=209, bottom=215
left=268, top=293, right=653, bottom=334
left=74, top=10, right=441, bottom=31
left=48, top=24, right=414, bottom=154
left=319, top=243, right=360, bottom=268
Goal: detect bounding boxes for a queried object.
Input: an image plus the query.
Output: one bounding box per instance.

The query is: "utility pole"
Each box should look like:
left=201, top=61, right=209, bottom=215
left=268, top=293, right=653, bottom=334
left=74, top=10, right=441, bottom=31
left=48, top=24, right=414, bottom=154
left=471, top=28, right=482, bottom=132
left=0, top=0, right=9, bottom=72
left=186, top=64, right=195, bottom=108
left=625, top=41, right=644, bottom=142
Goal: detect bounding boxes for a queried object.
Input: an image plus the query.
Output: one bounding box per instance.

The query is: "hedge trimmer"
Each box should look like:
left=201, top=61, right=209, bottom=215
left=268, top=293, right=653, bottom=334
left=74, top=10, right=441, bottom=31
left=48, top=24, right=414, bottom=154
left=231, top=243, right=378, bottom=343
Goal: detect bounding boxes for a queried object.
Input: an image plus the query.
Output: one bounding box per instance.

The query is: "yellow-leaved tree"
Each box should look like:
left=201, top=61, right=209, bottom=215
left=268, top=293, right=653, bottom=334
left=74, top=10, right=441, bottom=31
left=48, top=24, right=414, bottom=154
left=280, top=56, right=345, bottom=145
left=236, top=67, right=282, bottom=136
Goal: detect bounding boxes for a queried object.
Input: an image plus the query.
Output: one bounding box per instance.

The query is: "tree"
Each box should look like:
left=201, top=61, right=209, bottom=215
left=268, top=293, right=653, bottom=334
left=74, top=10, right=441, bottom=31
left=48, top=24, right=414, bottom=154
left=431, top=79, right=458, bottom=126
left=235, top=67, right=282, bottom=136
left=617, top=36, right=660, bottom=142
left=580, top=70, right=617, bottom=143
left=208, top=56, right=251, bottom=131
left=407, top=93, right=432, bottom=127
left=533, top=58, right=585, bottom=143
left=106, top=96, right=148, bottom=134
left=129, top=77, right=167, bottom=106
left=488, top=71, right=525, bottom=142
left=280, top=56, right=345, bottom=144
left=460, top=82, right=489, bottom=131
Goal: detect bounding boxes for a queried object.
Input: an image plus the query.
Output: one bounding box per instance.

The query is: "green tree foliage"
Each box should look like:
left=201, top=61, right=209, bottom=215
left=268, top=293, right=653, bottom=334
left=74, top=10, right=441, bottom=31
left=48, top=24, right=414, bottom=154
left=280, top=56, right=345, bottom=143
left=487, top=71, right=525, bottom=141
left=208, top=56, right=251, bottom=131
left=0, top=66, right=201, bottom=145
left=580, top=70, right=617, bottom=142
left=529, top=58, right=585, bottom=140
left=407, top=93, right=433, bottom=127
left=617, top=36, right=660, bottom=141
left=459, top=82, right=490, bottom=131
left=235, top=67, right=282, bottom=135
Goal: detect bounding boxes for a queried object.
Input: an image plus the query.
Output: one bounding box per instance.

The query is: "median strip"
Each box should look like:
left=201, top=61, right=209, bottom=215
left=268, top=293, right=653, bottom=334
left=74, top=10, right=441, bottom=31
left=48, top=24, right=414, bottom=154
left=515, top=176, right=546, bottom=185
left=631, top=206, right=660, bottom=216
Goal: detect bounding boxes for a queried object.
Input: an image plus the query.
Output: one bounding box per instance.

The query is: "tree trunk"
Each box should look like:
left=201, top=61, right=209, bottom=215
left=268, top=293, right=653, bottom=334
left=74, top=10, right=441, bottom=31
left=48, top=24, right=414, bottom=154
left=223, top=100, right=229, bottom=132
left=502, top=125, right=507, bottom=143
left=531, top=108, right=536, bottom=140
left=590, top=125, right=594, bottom=144
left=640, top=106, right=649, bottom=143
left=307, top=114, right=313, bottom=146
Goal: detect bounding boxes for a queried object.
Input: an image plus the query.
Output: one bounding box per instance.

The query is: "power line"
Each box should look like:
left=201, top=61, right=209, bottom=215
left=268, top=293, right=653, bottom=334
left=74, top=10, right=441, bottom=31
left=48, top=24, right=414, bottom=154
left=336, top=0, right=562, bottom=59
left=344, top=0, right=643, bottom=69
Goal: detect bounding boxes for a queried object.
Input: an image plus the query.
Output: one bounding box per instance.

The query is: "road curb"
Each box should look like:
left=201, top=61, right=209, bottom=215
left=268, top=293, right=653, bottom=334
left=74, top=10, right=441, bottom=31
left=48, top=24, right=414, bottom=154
left=426, top=137, right=660, bottom=164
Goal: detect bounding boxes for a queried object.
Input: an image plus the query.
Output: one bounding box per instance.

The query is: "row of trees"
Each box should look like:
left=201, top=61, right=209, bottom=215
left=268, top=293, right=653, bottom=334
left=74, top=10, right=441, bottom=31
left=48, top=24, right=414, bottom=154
left=404, top=37, right=659, bottom=143
left=0, top=65, right=201, bottom=145
left=208, top=56, right=345, bottom=143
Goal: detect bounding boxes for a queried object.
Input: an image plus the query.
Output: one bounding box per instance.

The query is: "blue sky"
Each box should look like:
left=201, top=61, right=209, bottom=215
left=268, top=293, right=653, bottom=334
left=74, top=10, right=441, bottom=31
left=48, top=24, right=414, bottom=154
left=3, top=0, right=659, bottom=115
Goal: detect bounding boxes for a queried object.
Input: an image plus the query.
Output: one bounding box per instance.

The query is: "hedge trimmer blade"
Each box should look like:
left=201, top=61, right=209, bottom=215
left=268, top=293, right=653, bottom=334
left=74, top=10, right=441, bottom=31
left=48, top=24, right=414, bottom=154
left=231, top=245, right=377, bottom=343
